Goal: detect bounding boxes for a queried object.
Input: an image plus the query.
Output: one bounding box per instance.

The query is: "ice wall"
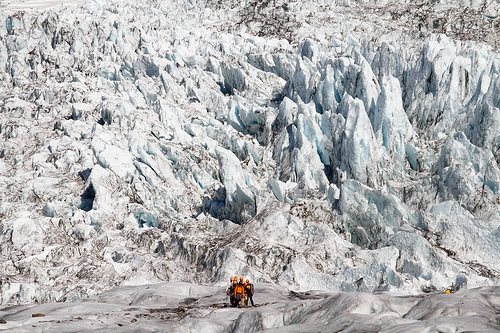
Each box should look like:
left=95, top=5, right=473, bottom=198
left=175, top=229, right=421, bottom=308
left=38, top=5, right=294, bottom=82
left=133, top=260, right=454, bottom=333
left=0, top=0, right=498, bottom=305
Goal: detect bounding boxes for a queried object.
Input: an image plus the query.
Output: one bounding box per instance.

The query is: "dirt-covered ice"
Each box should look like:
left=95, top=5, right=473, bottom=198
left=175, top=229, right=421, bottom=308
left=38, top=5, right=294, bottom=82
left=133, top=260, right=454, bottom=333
left=1, top=283, right=499, bottom=332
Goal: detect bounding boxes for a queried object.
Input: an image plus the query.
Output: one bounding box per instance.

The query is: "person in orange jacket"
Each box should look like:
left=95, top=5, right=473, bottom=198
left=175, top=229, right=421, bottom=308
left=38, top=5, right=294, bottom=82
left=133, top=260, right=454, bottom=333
left=244, top=278, right=255, bottom=306
left=234, top=276, right=246, bottom=307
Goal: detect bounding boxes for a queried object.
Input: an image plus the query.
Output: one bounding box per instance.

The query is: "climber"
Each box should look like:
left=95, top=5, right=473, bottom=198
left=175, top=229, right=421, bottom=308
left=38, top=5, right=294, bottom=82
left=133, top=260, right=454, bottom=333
left=230, top=276, right=239, bottom=307
left=234, top=276, right=246, bottom=307
left=443, top=282, right=456, bottom=294
left=226, top=277, right=235, bottom=307
left=244, top=278, right=255, bottom=307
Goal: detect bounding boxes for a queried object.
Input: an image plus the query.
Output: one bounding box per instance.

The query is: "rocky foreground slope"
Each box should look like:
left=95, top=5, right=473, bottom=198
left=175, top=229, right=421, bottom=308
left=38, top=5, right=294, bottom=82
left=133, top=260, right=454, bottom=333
left=0, top=0, right=499, bottom=305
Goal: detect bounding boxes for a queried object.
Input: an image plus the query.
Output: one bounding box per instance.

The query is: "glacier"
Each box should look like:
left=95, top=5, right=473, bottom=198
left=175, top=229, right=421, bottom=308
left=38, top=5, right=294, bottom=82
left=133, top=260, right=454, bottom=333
left=0, top=0, right=499, bottom=330
left=0, top=282, right=499, bottom=332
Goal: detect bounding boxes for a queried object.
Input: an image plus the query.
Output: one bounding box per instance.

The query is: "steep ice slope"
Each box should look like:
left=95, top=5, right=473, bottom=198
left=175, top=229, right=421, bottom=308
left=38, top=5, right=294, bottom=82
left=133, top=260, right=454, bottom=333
left=0, top=283, right=499, bottom=333
left=0, top=0, right=499, bottom=305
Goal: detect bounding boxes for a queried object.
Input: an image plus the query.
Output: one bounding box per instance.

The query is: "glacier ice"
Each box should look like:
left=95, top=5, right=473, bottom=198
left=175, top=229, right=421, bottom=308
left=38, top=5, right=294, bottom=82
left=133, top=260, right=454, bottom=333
left=0, top=0, right=499, bottom=311
left=0, top=282, right=498, bottom=332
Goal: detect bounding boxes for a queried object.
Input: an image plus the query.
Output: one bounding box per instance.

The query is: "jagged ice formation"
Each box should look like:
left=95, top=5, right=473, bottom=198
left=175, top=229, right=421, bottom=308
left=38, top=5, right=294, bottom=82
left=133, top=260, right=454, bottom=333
left=0, top=0, right=499, bottom=305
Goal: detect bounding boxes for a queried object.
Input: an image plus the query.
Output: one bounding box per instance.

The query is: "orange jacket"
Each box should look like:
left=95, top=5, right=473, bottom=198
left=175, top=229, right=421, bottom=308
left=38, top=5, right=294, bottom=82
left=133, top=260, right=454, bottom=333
left=234, top=283, right=245, bottom=296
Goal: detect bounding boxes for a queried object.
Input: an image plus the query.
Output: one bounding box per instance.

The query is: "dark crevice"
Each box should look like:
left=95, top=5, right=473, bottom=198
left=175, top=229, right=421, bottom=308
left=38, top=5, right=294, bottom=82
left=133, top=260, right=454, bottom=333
left=79, top=168, right=92, bottom=182
left=80, top=183, right=95, bottom=211
left=217, top=81, right=234, bottom=96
